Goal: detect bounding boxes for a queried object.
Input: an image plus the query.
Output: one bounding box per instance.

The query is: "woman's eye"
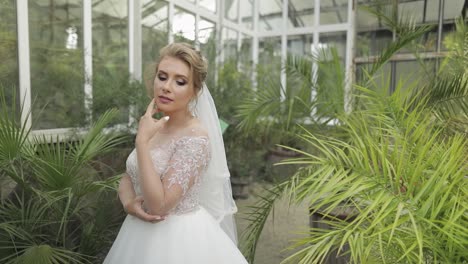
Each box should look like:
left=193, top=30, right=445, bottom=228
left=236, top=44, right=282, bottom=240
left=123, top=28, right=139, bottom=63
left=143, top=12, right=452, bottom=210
left=158, top=75, right=167, bottom=81
left=176, top=80, right=186, bottom=86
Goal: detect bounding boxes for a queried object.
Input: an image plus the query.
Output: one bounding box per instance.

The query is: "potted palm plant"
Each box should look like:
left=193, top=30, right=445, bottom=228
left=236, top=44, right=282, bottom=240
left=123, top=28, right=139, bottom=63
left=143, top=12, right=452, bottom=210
left=236, top=47, right=345, bottom=183
left=0, top=89, right=129, bottom=263
left=240, top=9, right=467, bottom=264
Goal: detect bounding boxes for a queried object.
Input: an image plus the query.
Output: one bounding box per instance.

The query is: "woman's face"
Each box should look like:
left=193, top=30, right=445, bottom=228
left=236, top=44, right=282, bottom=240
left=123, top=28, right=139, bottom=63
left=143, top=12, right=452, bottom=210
left=154, top=56, right=195, bottom=114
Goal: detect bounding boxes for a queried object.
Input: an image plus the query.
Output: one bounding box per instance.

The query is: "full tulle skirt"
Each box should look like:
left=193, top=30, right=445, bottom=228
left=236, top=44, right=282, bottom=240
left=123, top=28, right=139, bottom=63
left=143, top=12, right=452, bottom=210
left=103, top=207, right=248, bottom=264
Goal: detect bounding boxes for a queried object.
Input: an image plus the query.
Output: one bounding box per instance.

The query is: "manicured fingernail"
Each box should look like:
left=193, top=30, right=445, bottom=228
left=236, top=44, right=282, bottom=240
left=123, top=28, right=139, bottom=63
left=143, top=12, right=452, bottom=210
left=164, top=116, right=170, bottom=121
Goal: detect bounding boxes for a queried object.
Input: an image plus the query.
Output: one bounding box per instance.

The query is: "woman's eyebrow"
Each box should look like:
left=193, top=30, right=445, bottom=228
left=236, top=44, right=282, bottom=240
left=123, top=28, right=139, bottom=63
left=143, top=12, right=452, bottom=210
left=157, top=70, right=188, bottom=79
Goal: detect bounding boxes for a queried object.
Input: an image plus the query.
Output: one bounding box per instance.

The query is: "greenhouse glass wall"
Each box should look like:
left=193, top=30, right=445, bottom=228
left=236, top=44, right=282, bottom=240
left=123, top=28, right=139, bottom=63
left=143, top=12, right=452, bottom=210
left=0, top=0, right=465, bottom=136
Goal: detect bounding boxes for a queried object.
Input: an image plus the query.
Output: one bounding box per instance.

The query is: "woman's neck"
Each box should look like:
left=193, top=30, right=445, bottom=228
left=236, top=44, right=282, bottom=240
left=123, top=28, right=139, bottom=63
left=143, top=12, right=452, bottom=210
left=162, top=109, right=194, bottom=132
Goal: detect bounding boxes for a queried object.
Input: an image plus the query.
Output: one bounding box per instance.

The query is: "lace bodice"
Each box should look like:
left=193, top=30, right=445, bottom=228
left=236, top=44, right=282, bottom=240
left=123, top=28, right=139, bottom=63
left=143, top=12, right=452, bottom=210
left=126, top=136, right=210, bottom=215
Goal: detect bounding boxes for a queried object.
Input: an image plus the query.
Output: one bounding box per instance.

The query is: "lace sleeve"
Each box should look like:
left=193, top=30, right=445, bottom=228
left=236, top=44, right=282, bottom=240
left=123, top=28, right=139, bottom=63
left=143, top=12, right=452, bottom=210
left=162, top=136, right=210, bottom=195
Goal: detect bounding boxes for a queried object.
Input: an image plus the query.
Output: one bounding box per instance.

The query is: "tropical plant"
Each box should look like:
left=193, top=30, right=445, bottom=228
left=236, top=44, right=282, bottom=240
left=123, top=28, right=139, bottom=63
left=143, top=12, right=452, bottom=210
left=235, top=46, right=346, bottom=183
left=211, top=59, right=253, bottom=125
left=209, top=59, right=267, bottom=186
left=92, top=69, right=149, bottom=126
left=422, top=18, right=468, bottom=135
left=240, top=7, right=468, bottom=264
left=0, top=89, right=128, bottom=264
left=250, top=85, right=466, bottom=263
left=241, top=86, right=468, bottom=263
left=236, top=47, right=345, bottom=149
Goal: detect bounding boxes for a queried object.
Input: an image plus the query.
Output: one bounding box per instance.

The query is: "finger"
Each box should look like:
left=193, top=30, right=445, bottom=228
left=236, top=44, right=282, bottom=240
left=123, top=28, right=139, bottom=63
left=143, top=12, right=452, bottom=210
left=158, top=116, right=170, bottom=122
left=151, top=100, right=159, bottom=116
left=150, top=216, right=165, bottom=223
left=144, top=99, right=155, bottom=116
left=138, top=210, right=163, bottom=222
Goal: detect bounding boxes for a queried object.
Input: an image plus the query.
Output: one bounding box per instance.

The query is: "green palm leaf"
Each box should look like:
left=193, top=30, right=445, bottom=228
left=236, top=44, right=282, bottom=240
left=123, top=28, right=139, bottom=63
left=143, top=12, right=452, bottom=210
left=0, top=89, right=128, bottom=263
left=0, top=89, right=33, bottom=187
left=3, top=244, right=91, bottom=264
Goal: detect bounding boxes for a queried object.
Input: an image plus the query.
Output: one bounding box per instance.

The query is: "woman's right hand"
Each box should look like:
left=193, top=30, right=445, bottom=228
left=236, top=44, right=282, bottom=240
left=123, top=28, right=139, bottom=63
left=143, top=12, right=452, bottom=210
left=124, top=196, right=165, bottom=223
left=136, top=99, right=169, bottom=146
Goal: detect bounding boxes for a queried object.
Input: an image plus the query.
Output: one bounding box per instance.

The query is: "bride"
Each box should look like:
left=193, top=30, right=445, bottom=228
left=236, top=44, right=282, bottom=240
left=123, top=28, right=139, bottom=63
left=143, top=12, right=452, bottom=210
left=103, top=43, right=248, bottom=263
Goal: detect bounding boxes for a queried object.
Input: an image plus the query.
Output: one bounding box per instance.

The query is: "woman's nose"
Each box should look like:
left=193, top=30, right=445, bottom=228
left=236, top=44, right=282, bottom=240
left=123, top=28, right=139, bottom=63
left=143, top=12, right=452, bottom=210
left=160, top=81, right=171, bottom=93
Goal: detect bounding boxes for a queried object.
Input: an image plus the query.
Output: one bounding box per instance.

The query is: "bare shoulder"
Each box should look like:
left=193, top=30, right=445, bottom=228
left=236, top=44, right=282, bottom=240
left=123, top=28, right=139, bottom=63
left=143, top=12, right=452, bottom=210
left=174, top=119, right=209, bottom=148
left=185, top=118, right=208, bottom=138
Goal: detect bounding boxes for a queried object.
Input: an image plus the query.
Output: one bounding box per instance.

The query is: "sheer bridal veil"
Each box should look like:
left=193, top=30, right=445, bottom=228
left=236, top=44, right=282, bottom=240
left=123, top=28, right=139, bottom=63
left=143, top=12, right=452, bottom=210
left=193, top=83, right=239, bottom=245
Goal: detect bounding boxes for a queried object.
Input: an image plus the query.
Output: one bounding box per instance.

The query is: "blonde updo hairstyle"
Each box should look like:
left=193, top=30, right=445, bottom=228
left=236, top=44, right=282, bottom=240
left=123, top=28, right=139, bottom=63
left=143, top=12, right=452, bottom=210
left=154, top=43, right=208, bottom=96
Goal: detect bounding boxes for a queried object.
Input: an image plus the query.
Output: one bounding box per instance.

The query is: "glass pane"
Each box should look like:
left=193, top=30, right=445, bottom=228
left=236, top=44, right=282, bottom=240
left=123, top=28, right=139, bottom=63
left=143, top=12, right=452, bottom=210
left=442, top=0, right=464, bottom=51
left=222, top=28, right=238, bottom=62
left=316, top=32, right=346, bottom=115
left=92, top=0, right=129, bottom=125
left=286, top=35, right=314, bottom=107
left=356, top=2, right=387, bottom=29
left=29, top=0, right=85, bottom=129
left=225, top=0, right=238, bottom=23
left=444, top=0, right=464, bottom=21
left=240, top=0, right=253, bottom=29
left=0, top=0, right=20, bottom=118
left=142, top=0, right=168, bottom=32
left=398, top=1, right=425, bottom=24
left=259, top=0, right=282, bottom=31
left=421, top=0, right=439, bottom=23
left=142, top=0, right=168, bottom=100
left=356, top=63, right=392, bottom=93
left=403, top=29, right=438, bottom=53
left=198, top=19, right=215, bottom=45
left=240, top=34, right=252, bottom=73
left=395, top=59, right=436, bottom=92
left=356, top=1, right=442, bottom=56
left=319, top=32, right=346, bottom=60
left=199, top=19, right=216, bottom=88
left=288, top=0, right=314, bottom=28
left=442, top=22, right=456, bottom=51
left=320, top=0, right=348, bottom=25
left=356, top=30, right=393, bottom=57
left=287, top=35, right=313, bottom=56
left=258, top=37, right=281, bottom=84
left=398, top=0, right=438, bottom=52
left=173, top=8, right=195, bottom=44
left=199, top=0, right=216, bottom=13
left=356, top=2, right=392, bottom=57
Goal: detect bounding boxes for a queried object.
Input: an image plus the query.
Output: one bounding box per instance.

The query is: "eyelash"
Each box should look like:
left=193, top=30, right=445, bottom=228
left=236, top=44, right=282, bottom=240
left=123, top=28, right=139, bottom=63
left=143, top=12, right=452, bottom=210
left=157, top=75, right=186, bottom=86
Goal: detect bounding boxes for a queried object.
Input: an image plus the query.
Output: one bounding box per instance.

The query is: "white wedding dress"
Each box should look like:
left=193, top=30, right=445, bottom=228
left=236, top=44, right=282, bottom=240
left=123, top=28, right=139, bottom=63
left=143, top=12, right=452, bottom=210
left=103, top=133, right=248, bottom=264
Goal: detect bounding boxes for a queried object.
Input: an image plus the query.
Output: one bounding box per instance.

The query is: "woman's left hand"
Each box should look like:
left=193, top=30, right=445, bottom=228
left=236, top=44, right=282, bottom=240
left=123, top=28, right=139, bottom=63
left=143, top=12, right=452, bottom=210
left=136, top=99, right=169, bottom=145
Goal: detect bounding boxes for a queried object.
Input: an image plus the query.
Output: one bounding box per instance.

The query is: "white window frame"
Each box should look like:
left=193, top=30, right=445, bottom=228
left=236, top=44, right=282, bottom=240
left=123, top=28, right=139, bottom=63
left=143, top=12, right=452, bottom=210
left=16, top=0, right=358, bottom=138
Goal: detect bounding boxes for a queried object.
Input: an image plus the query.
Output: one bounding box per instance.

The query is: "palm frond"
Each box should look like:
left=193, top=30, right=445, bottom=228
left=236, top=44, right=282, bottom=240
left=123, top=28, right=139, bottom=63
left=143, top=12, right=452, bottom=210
left=27, top=109, right=127, bottom=192
left=359, top=5, right=434, bottom=81
left=2, top=244, right=91, bottom=264
left=0, top=88, right=33, bottom=187
left=72, top=108, right=127, bottom=164
left=441, top=17, right=468, bottom=74
left=240, top=181, right=293, bottom=263
left=242, top=80, right=467, bottom=263
left=0, top=89, right=129, bottom=263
